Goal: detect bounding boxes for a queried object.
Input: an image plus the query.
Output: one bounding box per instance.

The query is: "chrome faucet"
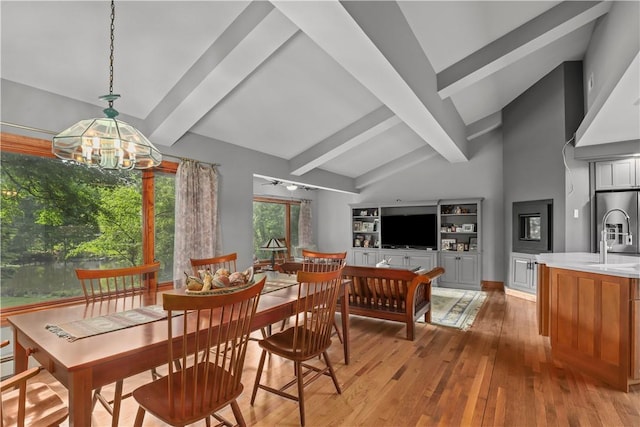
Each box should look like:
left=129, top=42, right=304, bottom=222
left=600, top=208, right=633, bottom=264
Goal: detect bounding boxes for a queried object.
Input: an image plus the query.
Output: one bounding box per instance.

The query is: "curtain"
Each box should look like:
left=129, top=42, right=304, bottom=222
left=298, top=199, right=313, bottom=250
left=173, top=160, right=220, bottom=285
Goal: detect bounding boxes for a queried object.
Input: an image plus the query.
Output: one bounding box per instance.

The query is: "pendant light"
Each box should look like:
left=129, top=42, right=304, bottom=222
left=52, top=0, right=161, bottom=170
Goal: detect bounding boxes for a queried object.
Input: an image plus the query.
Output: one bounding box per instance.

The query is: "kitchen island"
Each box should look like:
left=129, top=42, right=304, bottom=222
left=536, top=252, right=639, bottom=391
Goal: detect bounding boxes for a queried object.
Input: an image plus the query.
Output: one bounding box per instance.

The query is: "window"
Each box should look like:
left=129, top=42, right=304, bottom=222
left=253, top=197, right=300, bottom=262
left=512, top=199, right=553, bottom=254
left=0, top=133, right=176, bottom=313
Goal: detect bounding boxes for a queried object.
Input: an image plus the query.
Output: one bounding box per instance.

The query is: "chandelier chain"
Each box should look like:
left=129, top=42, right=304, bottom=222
left=52, top=0, right=162, bottom=169
left=108, top=0, right=115, bottom=108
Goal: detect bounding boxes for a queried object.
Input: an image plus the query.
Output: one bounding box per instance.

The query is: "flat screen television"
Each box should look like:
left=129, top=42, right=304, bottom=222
left=381, top=213, right=437, bottom=249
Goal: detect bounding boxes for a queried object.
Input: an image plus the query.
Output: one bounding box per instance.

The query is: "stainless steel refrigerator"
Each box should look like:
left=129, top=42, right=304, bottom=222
left=595, top=190, right=639, bottom=254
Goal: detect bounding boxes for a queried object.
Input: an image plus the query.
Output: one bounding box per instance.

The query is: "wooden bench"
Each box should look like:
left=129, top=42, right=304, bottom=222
left=339, top=265, right=444, bottom=340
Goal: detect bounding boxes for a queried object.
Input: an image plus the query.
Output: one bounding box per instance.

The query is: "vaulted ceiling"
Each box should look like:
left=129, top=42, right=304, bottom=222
left=2, top=1, right=636, bottom=190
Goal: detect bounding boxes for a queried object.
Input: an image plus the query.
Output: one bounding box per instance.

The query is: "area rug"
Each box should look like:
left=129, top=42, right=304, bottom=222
left=429, top=287, right=487, bottom=330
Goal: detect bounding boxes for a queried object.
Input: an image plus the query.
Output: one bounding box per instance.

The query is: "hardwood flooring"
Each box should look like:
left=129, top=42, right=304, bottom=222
left=36, top=289, right=639, bottom=426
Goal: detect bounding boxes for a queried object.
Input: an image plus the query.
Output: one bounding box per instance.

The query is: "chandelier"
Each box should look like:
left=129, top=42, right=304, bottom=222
left=52, top=0, right=161, bottom=170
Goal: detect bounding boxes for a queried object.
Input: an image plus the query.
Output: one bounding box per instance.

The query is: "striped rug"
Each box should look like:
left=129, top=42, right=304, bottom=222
left=429, top=287, right=487, bottom=330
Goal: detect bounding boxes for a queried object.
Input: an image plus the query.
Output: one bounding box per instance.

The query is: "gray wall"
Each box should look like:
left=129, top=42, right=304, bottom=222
left=502, top=62, right=590, bottom=285
left=322, top=128, right=504, bottom=282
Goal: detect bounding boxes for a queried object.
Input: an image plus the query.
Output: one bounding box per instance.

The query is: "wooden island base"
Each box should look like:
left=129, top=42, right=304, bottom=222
left=540, top=265, right=639, bottom=392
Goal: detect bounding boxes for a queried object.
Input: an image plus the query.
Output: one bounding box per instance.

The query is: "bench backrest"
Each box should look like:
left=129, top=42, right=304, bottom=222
left=341, top=265, right=443, bottom=310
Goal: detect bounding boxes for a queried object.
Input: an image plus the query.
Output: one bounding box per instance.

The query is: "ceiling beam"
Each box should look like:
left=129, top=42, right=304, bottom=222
left=437, top=1, right=611, bottom=99
left=355, top=146, right=438, bottom=189
left=466, top=112, right=502, bottom=140
left=289, top=106, right=400, bottom=176
left=147, top=2, right=298, bottom=146
left=272, top=0, right=469, bottom=164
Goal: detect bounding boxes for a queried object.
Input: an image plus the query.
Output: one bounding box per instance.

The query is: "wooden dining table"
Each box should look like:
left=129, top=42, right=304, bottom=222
left=7, top=272, right=351, bottom=426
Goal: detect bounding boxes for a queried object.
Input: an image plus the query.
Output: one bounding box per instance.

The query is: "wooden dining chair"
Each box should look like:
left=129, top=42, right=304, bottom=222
left=301, top=249, right=347, bottom=273
left=74, top=261, right=161, bottom=427
left=0, top=340, right=68, bottom=427
left=190, top=252, right=237, bottom=276
left=301, top=250, right=347, bottom=342
left=131, top=276, right=266, bottom=427
left=274, top=261, right=304, bottom=332
left=251, top=267, right=345, bottom=426
left=191, top=252, right=268, bottom=338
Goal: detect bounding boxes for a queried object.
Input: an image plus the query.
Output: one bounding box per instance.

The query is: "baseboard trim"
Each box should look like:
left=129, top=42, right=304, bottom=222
left=481, top=280, right=504, bottom=291
left=505, top=287, right=537, bottom=302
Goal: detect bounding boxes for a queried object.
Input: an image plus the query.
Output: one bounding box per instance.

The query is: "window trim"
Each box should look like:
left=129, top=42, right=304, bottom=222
left=0, top=132, right=178, bottom=322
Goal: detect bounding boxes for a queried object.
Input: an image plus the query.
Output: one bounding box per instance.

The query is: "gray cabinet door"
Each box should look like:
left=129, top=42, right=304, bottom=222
left=509, top=253, right=537, bottom=293
left=458, top=254, right=479, bottom=285
left=440, top=253, right=459, bottom=283
left=511, top=256, right=533, bottom=289
left=595, top=159, right=638, bottom=190
left=439, top=252, right=480, bottom=289
left=352, top=249, right=378, bottom=266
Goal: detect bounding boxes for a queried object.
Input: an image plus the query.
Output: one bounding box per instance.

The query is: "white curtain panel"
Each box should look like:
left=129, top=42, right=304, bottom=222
left=299, top=200, right=313, bottom=249
left=173, top=160, right=220, bottom=285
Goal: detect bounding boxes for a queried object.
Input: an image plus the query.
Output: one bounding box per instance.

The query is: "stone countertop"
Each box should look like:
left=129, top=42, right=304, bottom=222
left=536, top=252, right=640, bottom=279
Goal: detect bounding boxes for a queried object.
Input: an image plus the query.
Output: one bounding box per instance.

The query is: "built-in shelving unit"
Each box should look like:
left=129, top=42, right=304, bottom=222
left=438, top=201, right=479, bottom=253
left=348, top=199, right=483, bottom=290
left=351, top=207, right=380, bottom=249
left=437, top=199, right=482, bottom=289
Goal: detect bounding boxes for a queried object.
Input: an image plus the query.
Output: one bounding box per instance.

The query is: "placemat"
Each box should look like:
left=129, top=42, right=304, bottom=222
left=46, top=305, right=172, bottom=342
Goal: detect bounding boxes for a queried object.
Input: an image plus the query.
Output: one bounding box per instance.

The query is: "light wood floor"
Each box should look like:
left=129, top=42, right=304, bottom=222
left=36, top=289, right=639, bottom=426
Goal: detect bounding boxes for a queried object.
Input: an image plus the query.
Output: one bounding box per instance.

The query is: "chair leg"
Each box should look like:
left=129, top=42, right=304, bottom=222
left=323, top=351, right=342, bottom=394
left=110, top=380, right=124, bottom=427
left=296, top=360, right=306, bottom=426
left=251, top=349, right=268, bottom=404
left=150, top=367, right=162, bottom=380
left=133, top=406, right=145, bottom=427
left=92, top=387, right=101, bottom=410
left=332, top=318, right=343, bottom=343
left=230, top=400, right=247, bottom=427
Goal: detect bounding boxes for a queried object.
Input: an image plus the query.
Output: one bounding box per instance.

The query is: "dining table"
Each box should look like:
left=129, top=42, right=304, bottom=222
left=7, top=271, right=351, bottom=426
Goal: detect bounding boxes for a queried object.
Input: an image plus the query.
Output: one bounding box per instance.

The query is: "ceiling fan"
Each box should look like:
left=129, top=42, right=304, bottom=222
left=260, top=178, right=316, bottom=191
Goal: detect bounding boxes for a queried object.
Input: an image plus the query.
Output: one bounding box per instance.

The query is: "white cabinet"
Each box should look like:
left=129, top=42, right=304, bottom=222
left=509, top=252, right=538, bottom=293
left=439, top=252, right=480, bottom=290
left=595, top=159, right=639, bottom=190
left=350, top=248, right=379, bottom=266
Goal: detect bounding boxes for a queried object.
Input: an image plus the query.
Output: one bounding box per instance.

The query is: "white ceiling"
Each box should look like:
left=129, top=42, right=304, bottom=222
left=2, top=1, right=637, bottom=190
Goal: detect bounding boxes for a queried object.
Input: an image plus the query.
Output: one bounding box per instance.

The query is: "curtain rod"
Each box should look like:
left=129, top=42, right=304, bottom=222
left=1, top=121, right=221, bottom=167
left=161, top=153, right=220, bottom=167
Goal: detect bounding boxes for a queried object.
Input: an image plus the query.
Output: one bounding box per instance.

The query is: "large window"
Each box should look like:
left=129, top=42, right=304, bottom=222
left=253, top=197, right=300, bottom=262
left=0, top=133, right=176, bottom=312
